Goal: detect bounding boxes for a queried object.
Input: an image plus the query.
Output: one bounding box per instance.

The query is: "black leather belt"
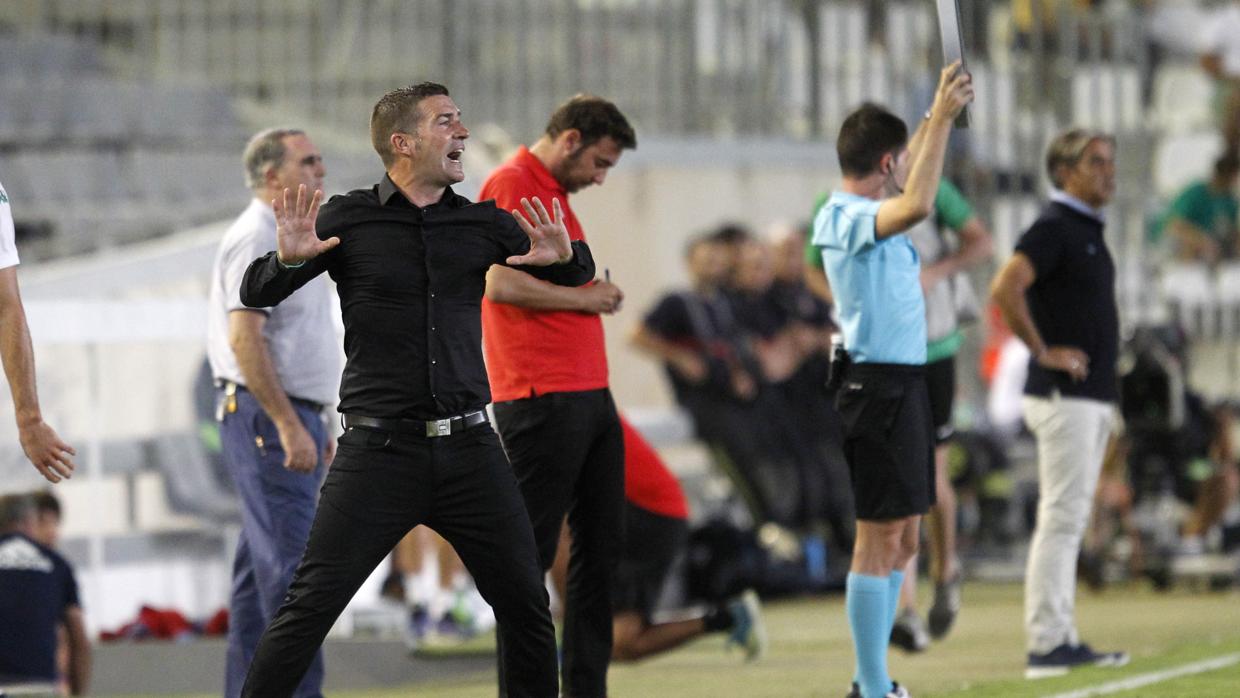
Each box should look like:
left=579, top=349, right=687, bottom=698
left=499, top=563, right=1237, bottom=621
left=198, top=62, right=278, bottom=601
left=342, top=411, right=488, bottom=438
left=217, top=380, right=325, bottom=413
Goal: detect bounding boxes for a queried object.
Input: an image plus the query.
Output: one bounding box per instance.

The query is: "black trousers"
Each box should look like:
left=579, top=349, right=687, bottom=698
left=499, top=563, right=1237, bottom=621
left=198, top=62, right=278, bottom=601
left=241, top=421, right=558, bottom=698
left=493, top=388, right=625, bottom=698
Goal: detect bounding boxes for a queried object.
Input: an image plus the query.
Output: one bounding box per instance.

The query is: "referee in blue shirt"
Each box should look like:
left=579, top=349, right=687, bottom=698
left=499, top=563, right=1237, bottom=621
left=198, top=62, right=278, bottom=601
left=811, top=63, right=972, bottom=698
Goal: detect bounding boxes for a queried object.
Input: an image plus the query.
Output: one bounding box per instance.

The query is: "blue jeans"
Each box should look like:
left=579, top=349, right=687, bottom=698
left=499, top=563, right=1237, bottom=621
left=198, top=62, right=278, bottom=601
left=219, top=387, right=326, bottom=698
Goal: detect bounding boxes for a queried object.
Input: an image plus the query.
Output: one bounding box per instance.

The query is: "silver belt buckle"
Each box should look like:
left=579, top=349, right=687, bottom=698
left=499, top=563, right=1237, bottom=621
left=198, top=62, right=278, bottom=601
left=427, top=418, right=452, bottom=437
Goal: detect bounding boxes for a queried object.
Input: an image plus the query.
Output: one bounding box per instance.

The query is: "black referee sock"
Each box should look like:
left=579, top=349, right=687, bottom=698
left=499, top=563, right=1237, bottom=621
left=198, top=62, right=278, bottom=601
left=703, top=603, right=735, bottom=633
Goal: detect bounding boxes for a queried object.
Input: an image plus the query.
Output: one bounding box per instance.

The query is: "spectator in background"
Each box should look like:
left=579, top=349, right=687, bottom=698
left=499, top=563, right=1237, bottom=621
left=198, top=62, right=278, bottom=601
left=631, top=234, right=777, bottom=524
left=30, top=489, right=62, bottom=549
left=0, top=493, right=90, bottom=695
left=206, top=127, right=339, bottom=698
left=1162, top=152, right=1240, bottom=265
left=990, top=128, right=1128, bottom=679
left=891, top=180, right=994, bottom=653
left=0, top=179, right=76, bottom=484
left=379, top=527, right=494, bottom=647
left=1199, top=4, right=1240, bottom=151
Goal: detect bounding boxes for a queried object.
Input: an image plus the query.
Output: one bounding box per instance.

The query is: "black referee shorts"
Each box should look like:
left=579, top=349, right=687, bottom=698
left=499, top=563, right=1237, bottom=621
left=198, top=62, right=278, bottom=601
left=925, top=355, right=956, bottom=444
left=834, top=362, right=935, bottom=521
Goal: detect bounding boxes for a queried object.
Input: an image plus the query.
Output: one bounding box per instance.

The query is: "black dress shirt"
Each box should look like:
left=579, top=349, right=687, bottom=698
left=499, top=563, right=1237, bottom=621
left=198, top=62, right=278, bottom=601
left=241, top=176, right=595, bottom=419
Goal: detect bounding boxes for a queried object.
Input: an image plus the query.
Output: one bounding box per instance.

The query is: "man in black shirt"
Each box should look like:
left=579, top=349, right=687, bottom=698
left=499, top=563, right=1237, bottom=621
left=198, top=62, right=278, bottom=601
left=990, top=128, right=1128, bottom=680
left=239, top=82, right=594, bottom=698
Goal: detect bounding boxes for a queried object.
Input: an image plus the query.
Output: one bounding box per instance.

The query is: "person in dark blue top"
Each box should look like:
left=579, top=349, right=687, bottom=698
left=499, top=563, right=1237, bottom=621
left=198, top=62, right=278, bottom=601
left=0, top=493, right=90, bottom=695
left=991, top=128, right=1129, bottom=680
left=238, top=83, right=594, bottom=698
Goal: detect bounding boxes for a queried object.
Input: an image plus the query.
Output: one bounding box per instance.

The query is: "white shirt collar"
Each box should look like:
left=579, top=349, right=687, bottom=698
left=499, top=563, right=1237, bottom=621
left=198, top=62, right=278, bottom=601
left=1049, top=190, right=1106, bottom=223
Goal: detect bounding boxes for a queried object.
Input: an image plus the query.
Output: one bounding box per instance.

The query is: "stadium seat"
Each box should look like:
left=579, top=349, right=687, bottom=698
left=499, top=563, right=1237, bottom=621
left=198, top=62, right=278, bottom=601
left=149, top=432, right=240, bottom=523
left=1160, top=262, right=1216, bottom=338
left=1152, top=131, right=1224, bottom=199
left=1214, top=262, right=1240, bottom=338
left=1072, top=64, right=1143, bottom=134
left=1151, top=63, right=1215, bottom=134
left=966, top=63, right=1019, bottom=169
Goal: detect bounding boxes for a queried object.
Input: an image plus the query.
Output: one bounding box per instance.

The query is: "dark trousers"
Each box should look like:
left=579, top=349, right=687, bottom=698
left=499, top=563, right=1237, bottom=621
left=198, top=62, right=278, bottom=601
left=493, top=389, right=625, bottom=698
left=241, top=421, right=558, bottom=698
left=219, top=389, right=327, bottom=698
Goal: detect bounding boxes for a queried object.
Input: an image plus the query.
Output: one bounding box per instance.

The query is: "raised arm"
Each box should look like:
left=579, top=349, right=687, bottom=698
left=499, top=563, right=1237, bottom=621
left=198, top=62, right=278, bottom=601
left=0, top=266, right=76, bottom=482
left=241, top=185, right=337, bottom=308
left=875, top=62, right=974, bottom=239
left=500, top=196, right=595, bottom=286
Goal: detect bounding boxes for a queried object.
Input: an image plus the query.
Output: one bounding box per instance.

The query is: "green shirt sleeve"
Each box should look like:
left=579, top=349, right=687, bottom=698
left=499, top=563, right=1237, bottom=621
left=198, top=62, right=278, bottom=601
left=934, top=179, right=974, bottom=231
left=805, top=192, right=830, bottom=266
left=1168, top=182, right=1213, bottom=231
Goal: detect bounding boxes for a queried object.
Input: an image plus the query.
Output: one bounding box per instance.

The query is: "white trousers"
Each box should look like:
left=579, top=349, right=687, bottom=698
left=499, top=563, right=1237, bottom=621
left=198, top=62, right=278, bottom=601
left=1022, top=394, right=1115, bottom=654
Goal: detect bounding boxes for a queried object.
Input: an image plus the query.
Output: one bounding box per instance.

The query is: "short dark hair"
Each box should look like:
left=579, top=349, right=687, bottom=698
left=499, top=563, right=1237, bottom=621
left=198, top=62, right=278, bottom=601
left=710, top=222, right=753, bottom=245
left=836, top=103, right=908, bottom=178
left=370, top=82, right=451, bottom=167
left=545, top=95, right=637, bottom=151
left=0, top=493, right=35, bottom=531
left=31, top=490, right=60, bottom=518
left=1215, top=152, right=1240, bottom=179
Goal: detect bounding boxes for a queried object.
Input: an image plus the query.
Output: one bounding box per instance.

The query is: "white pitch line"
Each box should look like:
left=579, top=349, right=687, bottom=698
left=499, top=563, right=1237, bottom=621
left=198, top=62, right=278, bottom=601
left=1042, top=653, right=1240, bottom=698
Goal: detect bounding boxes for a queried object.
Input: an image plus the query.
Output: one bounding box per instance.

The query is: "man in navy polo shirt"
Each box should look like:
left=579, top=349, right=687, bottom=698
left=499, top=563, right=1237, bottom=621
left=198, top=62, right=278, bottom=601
left=811, top=62, right=972, bottom=698
left=991, top=128, right=1129, bottom=679
left=0, top=493, right=90, bottom=695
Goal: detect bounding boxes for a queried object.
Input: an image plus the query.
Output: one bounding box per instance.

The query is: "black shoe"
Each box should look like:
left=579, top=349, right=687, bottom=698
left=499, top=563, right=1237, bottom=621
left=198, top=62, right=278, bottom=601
left=1025, top=642, right=1130, bottom=679
left=890, top=609, right=929, bottom=653
left=845, top=681, right=909, bottom=698
left=927, top=573, right=962, bottom=639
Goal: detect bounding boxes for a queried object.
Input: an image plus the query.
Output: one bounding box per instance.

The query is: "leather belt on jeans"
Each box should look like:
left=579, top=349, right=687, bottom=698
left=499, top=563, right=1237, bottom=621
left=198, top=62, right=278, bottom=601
left=217, top=379, right=325, bottom=412
left=342, top=411, right=488, bottom=438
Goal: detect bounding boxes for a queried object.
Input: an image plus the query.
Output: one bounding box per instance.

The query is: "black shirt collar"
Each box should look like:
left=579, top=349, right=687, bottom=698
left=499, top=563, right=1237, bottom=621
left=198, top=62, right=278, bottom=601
left=376, top=174, right=467, bottom=210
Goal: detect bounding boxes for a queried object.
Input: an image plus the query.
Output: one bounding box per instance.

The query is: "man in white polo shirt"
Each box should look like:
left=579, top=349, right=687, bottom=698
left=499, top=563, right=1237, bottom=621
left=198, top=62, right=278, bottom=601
left=0, top=180, right=76, bottom=483
left=811, top=64, right=971, bottom=698
left=206, top=128, right=339, bottom=698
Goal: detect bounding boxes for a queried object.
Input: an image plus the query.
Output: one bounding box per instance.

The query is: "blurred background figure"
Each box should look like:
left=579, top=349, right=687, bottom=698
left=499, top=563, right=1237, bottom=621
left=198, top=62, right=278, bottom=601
left=206, top=127, right=339, bottom=698
left=0, top=492, right=90, bottom=696
left=1159, top=152, right=1240, bottom=265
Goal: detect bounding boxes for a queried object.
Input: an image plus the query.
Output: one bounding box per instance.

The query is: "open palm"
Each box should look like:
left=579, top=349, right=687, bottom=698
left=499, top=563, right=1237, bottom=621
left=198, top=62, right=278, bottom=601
left=274, top=184, right=339, bottom=265
left=507, top=196, right=573, bottom=266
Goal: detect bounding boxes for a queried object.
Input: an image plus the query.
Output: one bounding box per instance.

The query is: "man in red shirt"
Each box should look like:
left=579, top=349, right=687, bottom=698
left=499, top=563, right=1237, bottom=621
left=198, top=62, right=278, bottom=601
left=481, top=95, right=634, bottom=697
left=608, top=416, right=766, bottom=662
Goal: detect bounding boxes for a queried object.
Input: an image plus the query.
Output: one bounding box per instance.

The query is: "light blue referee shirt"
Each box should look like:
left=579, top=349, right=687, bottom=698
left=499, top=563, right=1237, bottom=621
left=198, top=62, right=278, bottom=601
left=812, top=191, right=927, bottom=365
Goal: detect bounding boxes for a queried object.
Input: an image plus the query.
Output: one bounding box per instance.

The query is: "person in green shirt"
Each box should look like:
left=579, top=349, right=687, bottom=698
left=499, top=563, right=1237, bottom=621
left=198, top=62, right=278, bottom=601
left=1164, top=153, right=1240, bottom=264
left=807, top=179, right=993, bottom=652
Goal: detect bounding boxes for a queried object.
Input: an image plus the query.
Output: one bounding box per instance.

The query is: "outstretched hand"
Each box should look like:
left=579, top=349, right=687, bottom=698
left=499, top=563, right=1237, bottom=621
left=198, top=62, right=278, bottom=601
left=274, top=184, right=339, bottom=266
left=507, top=197, right=573, bottom=267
